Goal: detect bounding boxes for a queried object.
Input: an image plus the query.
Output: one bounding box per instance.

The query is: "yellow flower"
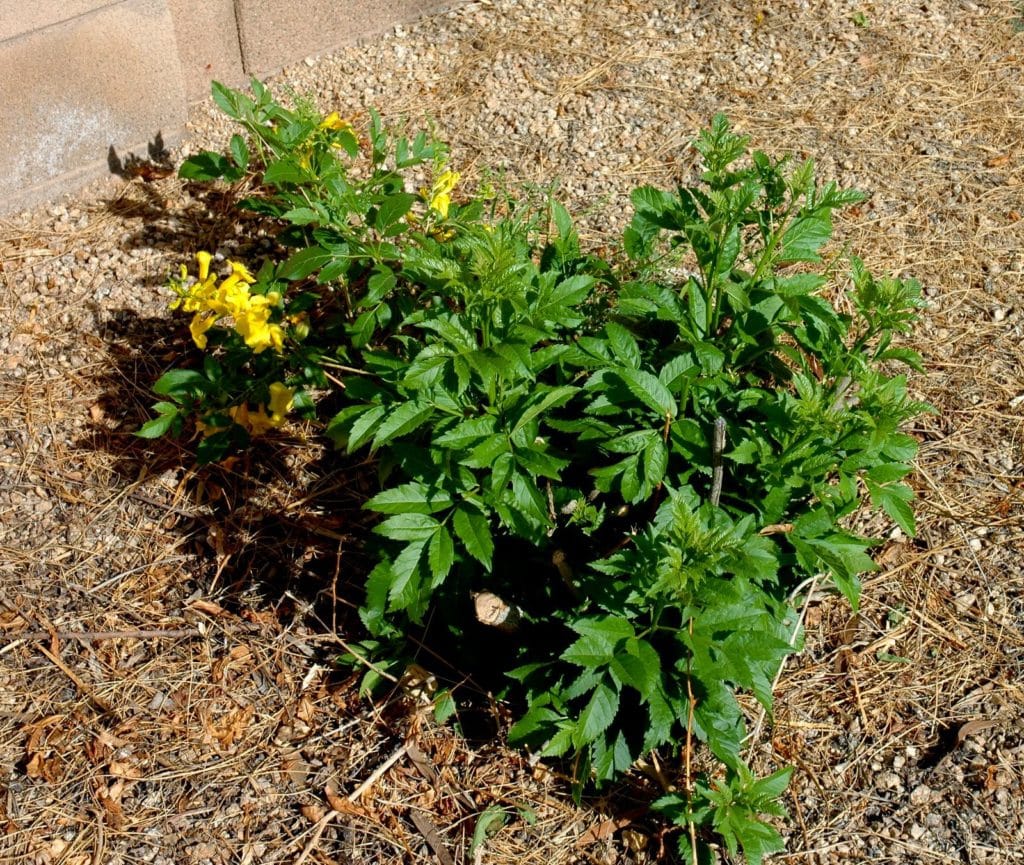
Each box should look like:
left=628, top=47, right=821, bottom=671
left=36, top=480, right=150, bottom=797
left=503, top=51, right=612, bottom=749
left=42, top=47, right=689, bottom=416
left=208, top=274, right=252, bottom=318
left=171, top=252, right=283, bottom=354
left=227, top=385, right=292, bottom=436
left=267, top=382, right=295, bottom=424
left=229, top=260, right=256, bottom=284
left=189, top=311, right=217, bottom=349
left=319, top=112, right=351, bottom=132
left=196, top=251, right=212, bottom=281
left=428, top=170, right=460, bottom=219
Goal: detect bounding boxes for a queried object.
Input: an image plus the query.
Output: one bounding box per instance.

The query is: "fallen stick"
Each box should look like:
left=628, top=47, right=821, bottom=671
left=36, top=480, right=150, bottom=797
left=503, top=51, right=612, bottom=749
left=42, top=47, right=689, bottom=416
left=293, top=743, right=410, bottom=865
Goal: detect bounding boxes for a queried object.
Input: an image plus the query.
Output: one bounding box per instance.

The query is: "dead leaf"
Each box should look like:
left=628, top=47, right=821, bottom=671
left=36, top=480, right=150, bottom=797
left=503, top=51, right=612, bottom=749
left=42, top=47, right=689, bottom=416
left=212, top=645, right=253, bottom=683
left=108, top=760, right=143, bottom=780
left=206, top=705, right=254, bottom=750
left=84, top=736, right=110, bottom=766
left=301, top=802, right=326, bottom=823
left=956, top=718, right=999, bottom=745
left=24, top=714, right=64, bottom=755
left=759, top=523, right=794, bottom=535
left=188, top=599, right=227, bottom=617
left=406, top=743, right=439, bottom=786
left=324, top=785, right=364, bottom=816
left=409, top=809, right=456, bottom=865
left=279, top=751, right=310, bottom=787
left=295, top=696, right=317, bottom=725
left=324, top=787, right=348, bottom=813
left=578, top=810, right=646, bottom=845
left=97, top=790, right=125, bottom=829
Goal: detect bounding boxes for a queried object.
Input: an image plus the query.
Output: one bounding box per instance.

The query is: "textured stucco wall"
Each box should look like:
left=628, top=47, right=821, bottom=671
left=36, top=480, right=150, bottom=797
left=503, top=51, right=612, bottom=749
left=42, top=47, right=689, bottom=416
left=0, top=0, right=458, bottom=214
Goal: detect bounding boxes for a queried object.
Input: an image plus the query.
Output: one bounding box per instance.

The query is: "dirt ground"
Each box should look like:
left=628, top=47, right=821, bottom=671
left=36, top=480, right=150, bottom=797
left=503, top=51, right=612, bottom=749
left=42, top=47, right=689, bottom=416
left=1, top=1, right=1023, bottom=863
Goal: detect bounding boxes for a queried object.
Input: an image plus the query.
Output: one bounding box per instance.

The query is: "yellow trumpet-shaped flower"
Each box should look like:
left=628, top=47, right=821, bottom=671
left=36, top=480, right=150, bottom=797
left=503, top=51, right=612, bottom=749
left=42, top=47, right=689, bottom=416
left=267, top=382, right=295, bottom=424
left=319, top=112, right=352, bottom=132
left=171, top=252, right=284, bottom=354
left=189, top=311, right=217, bottom=349
left=427, top=169, right=460, bottom=219
left=196, top=250, right=212, bottom=281
left=229, top=260, right=256, bottom=284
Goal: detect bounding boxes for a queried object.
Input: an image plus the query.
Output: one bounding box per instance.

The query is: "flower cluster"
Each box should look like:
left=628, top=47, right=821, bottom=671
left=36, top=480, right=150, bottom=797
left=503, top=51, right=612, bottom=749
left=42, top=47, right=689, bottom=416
left=170, top=252, right=284, bottom=353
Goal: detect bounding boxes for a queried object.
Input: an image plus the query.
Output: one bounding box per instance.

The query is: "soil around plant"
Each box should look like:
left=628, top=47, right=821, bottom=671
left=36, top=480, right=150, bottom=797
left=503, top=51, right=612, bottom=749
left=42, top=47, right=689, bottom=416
left=1, top=1, right=1023, bottom=863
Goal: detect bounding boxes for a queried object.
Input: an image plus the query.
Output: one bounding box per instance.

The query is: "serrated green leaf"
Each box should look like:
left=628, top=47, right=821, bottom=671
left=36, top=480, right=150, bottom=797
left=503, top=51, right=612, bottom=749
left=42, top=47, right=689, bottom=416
left=616, top=367, right=678, bottom=418
left=387, top=541, right=426, bottom=610
left=374, top=192, right=417, bottom=233
left=606, top=322, right=642, bottom=369
left=610, top=639, right=660, bottom=700
left=643, top=437, right=669, bottom=487
left=866, top=480, right=916, bottom=536
left=511, top=385, right=577, bottom=435
left=573, top=682, right=619, bottom=748
left=371, top=401, right=434, bottom=450
left=373, top=513, right=440, bottom=542
left=178, top=151, right=231, bottom=181
left=779, top=214, right=831, bottom=262
left=427, top=526, right=455, bottom=582
left=452, top=506, right=493, bottom=569
left=365, top=482, right=454, bottom=514
left=279, top=245, right=333, bottom=280
left=346, top=405, right=388, bottom=452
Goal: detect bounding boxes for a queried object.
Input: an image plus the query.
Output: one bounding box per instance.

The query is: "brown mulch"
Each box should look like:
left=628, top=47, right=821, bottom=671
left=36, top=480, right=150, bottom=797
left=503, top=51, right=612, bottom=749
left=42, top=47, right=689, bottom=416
left=2, top=1, right=1023, bottom=863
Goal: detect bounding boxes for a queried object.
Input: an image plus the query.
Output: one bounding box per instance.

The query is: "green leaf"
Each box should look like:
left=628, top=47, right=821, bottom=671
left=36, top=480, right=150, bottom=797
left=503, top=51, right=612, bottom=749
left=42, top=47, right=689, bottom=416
left=606, top=322, right=642, bottom=369
left=470, top=806, right=508, bottom=857
left=779, top=214, right=831, bottom=263
left=263, top=158, right=309, bottom=185
left=866, top=480, right=916, bottom=535
left=229, top=134, right=249, bottom=171
left=433, top=689, right=457, bottom=724
left=610, top=638, right=660, bottom=700
left=279, top=246, right=333, bottom=280
left=178, top=151, right=231, bottom=181
left=453, top=506, right=494, bottom=569
left=427, top=526, right=455, bottom=582
left=511, top=385, right=577, bottom=435
left=643, top=437, right=669, bottom=487
left=365, top=483, right=454, bottom=514
left=153, top=369, right=211, bottom=400
left=616, top=367, right=678, bottom=418
left=388, top=541, right=427, bottom=610
left=136, top=409, right=179, bottom=439
left=508, top=704, right=563, bottom=746
left=347, top=405, right=388, bottom=452
left=281, top=206, right=321, bottom=225
left=573, top=682, right=619, bottom=747
left=713, top=805, right=786, bottom=865
left=374, top=513, right=440, bottom=542
left=371, top=401, right=434, bottom=450
left=374, top=192, right=417, bottom=233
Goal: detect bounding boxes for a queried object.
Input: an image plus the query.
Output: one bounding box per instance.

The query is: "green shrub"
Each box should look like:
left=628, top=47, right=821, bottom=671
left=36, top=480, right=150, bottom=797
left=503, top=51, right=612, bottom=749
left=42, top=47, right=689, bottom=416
left=145, top=80, right=929, bottom=863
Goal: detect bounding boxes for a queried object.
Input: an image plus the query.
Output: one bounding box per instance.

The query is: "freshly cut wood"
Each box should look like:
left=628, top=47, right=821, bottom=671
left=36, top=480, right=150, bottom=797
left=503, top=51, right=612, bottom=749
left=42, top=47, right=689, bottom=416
left=473, top=592, right=522, bottom=633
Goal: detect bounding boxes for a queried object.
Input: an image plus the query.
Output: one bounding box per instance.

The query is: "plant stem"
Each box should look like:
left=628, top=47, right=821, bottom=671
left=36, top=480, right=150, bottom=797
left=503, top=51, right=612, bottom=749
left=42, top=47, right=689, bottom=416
left=685, top=616, right=698, bottom=864
left=710, top=416, right=727, bottom=507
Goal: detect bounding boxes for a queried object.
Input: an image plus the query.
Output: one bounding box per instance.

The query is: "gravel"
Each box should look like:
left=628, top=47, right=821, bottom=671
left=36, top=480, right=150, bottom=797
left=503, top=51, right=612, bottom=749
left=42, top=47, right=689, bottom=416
left=1, top=0, right=1022, bottom=862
